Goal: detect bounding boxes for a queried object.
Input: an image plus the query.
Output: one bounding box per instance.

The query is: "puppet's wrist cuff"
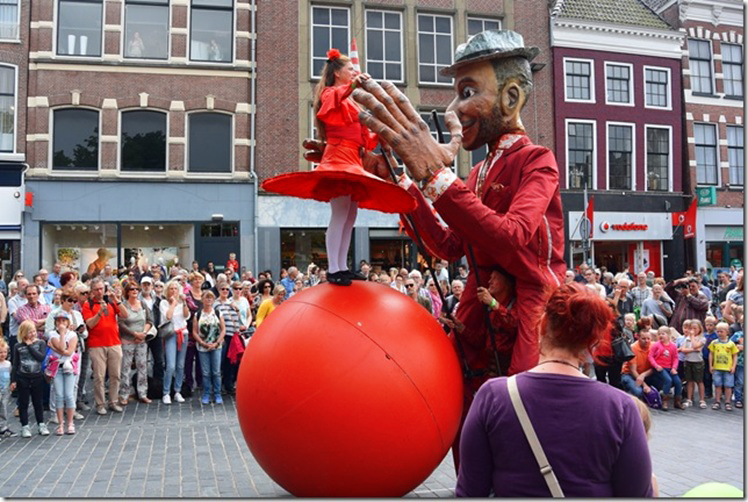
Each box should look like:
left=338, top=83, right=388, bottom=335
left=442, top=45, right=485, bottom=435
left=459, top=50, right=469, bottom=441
left=397, top=173, right=413, bottom=190
left=422, top=168, right=457, bottom=202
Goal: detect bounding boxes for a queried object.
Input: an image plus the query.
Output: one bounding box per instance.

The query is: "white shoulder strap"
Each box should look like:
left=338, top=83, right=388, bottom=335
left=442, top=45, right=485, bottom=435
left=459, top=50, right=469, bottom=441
left=507, top=375, right=565, bottom=498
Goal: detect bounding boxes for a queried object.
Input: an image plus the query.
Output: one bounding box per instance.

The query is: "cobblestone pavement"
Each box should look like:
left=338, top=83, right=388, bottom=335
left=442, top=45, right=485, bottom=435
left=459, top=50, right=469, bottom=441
left=0, top=389, right=742, bottom=497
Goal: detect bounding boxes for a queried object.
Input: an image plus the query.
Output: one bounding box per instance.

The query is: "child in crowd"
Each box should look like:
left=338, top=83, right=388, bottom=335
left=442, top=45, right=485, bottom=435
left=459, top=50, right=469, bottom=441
left=675, top=320, right=690, bottom=397
left=680, top=319, right=706, bottom=408
left=11, top=320, right=49, bottom=437
left=649, top=326, right=683, bottom=411
left=48, top=312, right=79, bottom=435
left=708, top=322, right=739, bottom=411
left=729, top=309, right=743, bottom=409
left=702, top=316, right=718, bottom=399
left=631, top=396, right=659, bottom=497
left=0, top=339, right=15, bottom=438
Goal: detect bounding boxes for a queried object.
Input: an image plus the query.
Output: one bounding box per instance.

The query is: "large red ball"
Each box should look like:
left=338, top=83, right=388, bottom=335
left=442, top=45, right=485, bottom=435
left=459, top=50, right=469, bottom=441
left=236, top=281, right=463, bottom=497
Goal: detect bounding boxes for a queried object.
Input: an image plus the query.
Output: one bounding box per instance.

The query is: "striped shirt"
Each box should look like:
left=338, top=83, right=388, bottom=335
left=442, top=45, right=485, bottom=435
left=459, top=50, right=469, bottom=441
left=215, top=299, right=240, bottom=337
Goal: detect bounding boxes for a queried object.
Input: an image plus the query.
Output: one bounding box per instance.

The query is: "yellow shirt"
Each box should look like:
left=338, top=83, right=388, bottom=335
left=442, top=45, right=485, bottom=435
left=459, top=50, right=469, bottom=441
left=708, top=339, right=738, bottom=371
left=255, top=299, right=276, bottom=327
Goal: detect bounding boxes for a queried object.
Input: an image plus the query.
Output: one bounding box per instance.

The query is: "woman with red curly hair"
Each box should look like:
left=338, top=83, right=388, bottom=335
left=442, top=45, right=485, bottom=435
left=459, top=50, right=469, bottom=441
left=456, top=283, right=653, bottom=497
left=262, top=49, right=416, bottom=285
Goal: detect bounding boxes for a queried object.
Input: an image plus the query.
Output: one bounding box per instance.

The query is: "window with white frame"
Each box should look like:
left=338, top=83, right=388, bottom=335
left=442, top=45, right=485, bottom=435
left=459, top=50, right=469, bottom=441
left=121, top=110, right=166, bottom=172
left=645, top=127, right=669, bottom=191
left=0, top=65, right=13, bottom=152
left=417, top=14, right=453, bottom=84
left=694, top=123, right=718, bottom=185
left=727, top=125, right=743, bottom=186
left=605, top=63, right=632, bottom=105
left=420, top=111, right=454, bottom=166
left=564, top=59, right=593, bottom=102
left=467, top=17, right=501, bottom=37
left=124, top=0, right=169, bottom=60
left=567, top=122, right=594, bottom=189
left=608, top=124, right=633, bottom=190
left=722, top=43, right=743, bottom=98
left=0, top=0, right=19, bottom=40
left=52, top=109, right=99, bottom=170
left=644, top=67, right=669, bottom=108
left=311, top=6, right=349, bottom=78
left=688, top=39, right=713, bottom=94
left=189, top=112, right=231, bottom=173
left=57, top=0, right=103, bottom=56
left=365, top=10, right=403, bottom=82
left=190, top=0, right=233, bottom=63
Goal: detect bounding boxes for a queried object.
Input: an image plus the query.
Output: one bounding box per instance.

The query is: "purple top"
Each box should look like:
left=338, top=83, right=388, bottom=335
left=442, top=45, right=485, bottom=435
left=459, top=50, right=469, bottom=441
left=456, top=372, right=653, bottom=497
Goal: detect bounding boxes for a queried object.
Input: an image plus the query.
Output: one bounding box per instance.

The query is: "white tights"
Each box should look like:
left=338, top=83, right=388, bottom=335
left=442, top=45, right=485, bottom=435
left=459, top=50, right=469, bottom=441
left=326, top=195, right=358, bottom=273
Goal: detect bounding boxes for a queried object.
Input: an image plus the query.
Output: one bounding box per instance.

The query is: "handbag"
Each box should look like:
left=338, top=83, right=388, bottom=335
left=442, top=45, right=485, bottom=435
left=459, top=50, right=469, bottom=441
left=507, top=375, right=564, bottom=497
left=642, top=387, right=663, bottom=409
left=612, top=335, right=635, bottom=363
left=43, top=350, right=60, bottom=384
left=158, top=320, right=175, bottom=339
left=145, top=324, right=158, bottom=342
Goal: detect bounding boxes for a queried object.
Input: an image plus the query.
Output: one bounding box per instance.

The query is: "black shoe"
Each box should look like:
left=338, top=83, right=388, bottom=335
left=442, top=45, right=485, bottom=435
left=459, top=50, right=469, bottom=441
left=348, top=270, right=367, bottom=281
left=328, top=270, right=352, bottom=286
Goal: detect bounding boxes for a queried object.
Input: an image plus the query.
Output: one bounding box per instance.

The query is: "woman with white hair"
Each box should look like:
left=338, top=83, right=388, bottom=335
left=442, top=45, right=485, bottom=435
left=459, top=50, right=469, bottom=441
left=160, top=279, right=190, bottom=404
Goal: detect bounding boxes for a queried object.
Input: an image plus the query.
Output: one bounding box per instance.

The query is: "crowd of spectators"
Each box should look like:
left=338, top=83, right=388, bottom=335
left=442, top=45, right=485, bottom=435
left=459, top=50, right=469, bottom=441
left=0, top=255, right=743, bottom=440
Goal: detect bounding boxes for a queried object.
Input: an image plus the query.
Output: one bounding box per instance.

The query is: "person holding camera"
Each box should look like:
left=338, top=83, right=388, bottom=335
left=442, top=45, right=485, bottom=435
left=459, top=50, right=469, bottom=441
left=82, top=277, right=128, bottom=415
left=666, top=277, right=709, bottom=330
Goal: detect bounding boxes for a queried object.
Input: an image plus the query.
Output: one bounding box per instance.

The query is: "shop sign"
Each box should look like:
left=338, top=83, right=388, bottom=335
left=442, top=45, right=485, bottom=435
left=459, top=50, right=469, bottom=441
left=568, top=211, right=672, bottom=241
left=724, top=227, right=743, bottom=240
left=696, top=186, right=717, bottom=206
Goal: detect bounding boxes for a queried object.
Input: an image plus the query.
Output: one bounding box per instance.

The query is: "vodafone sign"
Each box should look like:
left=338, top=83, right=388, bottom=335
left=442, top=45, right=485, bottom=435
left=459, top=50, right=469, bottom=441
left=599, top=221, right=649, bottom=232
left=569, top=211, right=672, bottom=241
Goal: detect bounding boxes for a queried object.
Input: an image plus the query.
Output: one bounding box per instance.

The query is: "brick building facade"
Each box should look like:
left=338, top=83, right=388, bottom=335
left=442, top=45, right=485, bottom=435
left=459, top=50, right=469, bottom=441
left=20, top=0, right=257, bottom=275
left=255, top=0, right=554, bottom=275
left=551, top=0, right=687, bottom=279
left=648, top=0, right=744, bottom=273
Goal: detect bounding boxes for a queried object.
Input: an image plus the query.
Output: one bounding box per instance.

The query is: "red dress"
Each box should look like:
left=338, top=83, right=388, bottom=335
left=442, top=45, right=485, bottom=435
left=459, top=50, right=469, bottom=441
left=262, top=85, right=416, bottom=214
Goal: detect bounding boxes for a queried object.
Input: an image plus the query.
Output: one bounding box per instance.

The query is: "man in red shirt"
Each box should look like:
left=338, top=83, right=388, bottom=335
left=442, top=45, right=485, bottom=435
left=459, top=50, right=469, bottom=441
left=83, top=277, right=128, bottom=415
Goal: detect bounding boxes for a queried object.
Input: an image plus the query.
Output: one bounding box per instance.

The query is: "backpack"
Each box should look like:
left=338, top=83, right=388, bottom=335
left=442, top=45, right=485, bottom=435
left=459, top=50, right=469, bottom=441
left=642, top=387, right=663, bottom=409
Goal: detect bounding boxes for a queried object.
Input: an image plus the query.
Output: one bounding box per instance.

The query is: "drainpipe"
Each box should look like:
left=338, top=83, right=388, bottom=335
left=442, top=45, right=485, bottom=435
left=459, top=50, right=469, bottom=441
left=248, top=0, right=259, bottom=274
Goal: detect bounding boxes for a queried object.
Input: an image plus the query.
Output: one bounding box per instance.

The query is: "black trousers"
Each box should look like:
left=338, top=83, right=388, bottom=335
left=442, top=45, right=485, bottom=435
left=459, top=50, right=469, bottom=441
left=148, top=335, right=164, bottom=382
left=595, top=358, right=623, bottom=389
left=16, top=374, right=45, bottom=426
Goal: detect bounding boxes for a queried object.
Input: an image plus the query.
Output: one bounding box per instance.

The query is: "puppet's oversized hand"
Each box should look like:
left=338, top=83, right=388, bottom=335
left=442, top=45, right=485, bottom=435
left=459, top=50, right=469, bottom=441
left=302, top=138, right=325, bottom=164
left=353, top=80, right=462, bottom=182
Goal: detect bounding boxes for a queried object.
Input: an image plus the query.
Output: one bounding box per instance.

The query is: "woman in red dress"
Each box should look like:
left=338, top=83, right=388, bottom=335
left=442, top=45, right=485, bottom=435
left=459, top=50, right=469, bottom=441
left=262, top=49, right=416, bottom=285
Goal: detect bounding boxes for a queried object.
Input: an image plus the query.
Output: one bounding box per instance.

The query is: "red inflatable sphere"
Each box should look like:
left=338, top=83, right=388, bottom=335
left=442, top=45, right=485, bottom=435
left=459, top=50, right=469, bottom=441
left=236, top=281, right=463, bottom=497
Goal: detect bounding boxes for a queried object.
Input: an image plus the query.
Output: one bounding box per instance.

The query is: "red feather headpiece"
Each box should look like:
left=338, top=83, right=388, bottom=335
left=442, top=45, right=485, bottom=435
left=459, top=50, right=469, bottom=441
left=326, top=48, right=342, bottom=62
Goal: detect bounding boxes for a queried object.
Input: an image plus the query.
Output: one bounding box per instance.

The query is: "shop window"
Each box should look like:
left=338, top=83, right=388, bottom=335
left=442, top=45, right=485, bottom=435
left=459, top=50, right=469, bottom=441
left=567, top=121, right=594, bottom=189
left=694, top=123, right=718, bottom=185
left=41, top=223, right=117, bottom=273
left=0, top=65, right=13, bottom=152
left=564, top=59, right=593, bottom=102
left=53, top=109, right=99, bottom=170
left=605, top=63, right=633, bottom=105
left=0, top=0, right=19, bottom=40
left=467, top=17, right=500, bottom=37
left=311, top=6, right=349, bottom=78
left=124, top=0, right=169, bottom=60
left=189, top=112, right=232, bottom=173
left=417, top=13, right=453, bottom=84
left=365, top=10, right=403, bottom=82
left=646, top=126, right=670, bottom=191
left=644, top=67, right=669, bottom=109
left=370, top=238, right=413, bottom=271
left=727, top=125, right=743, bottom=186
left=122, top=224, right=193, bottom=275
left=722, top=43, right=742, bottom=98
left=57, top=0, right=103, bottom=57
left=121, top=110, right=166, bottom=172
left=281, top=228, right=335, bottom=272
left=608, top=124, right=633, bottom=190
left=688, top=38, right=713, bottom=94
left=200, top=223, right=238, bottom=237
left=190, top=0, right=233, bottom=63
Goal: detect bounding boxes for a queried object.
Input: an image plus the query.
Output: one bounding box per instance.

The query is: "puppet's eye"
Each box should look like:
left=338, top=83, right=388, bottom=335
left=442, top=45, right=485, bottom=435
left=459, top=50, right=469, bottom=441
left=461, top=87, right=476, bottom=98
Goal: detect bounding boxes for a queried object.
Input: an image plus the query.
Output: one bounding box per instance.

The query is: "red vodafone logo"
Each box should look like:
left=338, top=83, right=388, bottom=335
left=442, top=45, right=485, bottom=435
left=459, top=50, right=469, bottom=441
left=600, top=221, right=648, bottom=232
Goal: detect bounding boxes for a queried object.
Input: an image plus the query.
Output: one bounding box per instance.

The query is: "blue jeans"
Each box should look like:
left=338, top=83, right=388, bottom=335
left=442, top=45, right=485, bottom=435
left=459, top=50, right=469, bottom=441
left=198, top=349, right=222, bottom=398
left=53, top=369, right=76, bottom=409
left=654, top=369, right=682, bottom=396
left=163, top=331, right=189, bottom=396
left=735, top=365, right=744, bottom=402
left=621, top=373, right=656, bottom=399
